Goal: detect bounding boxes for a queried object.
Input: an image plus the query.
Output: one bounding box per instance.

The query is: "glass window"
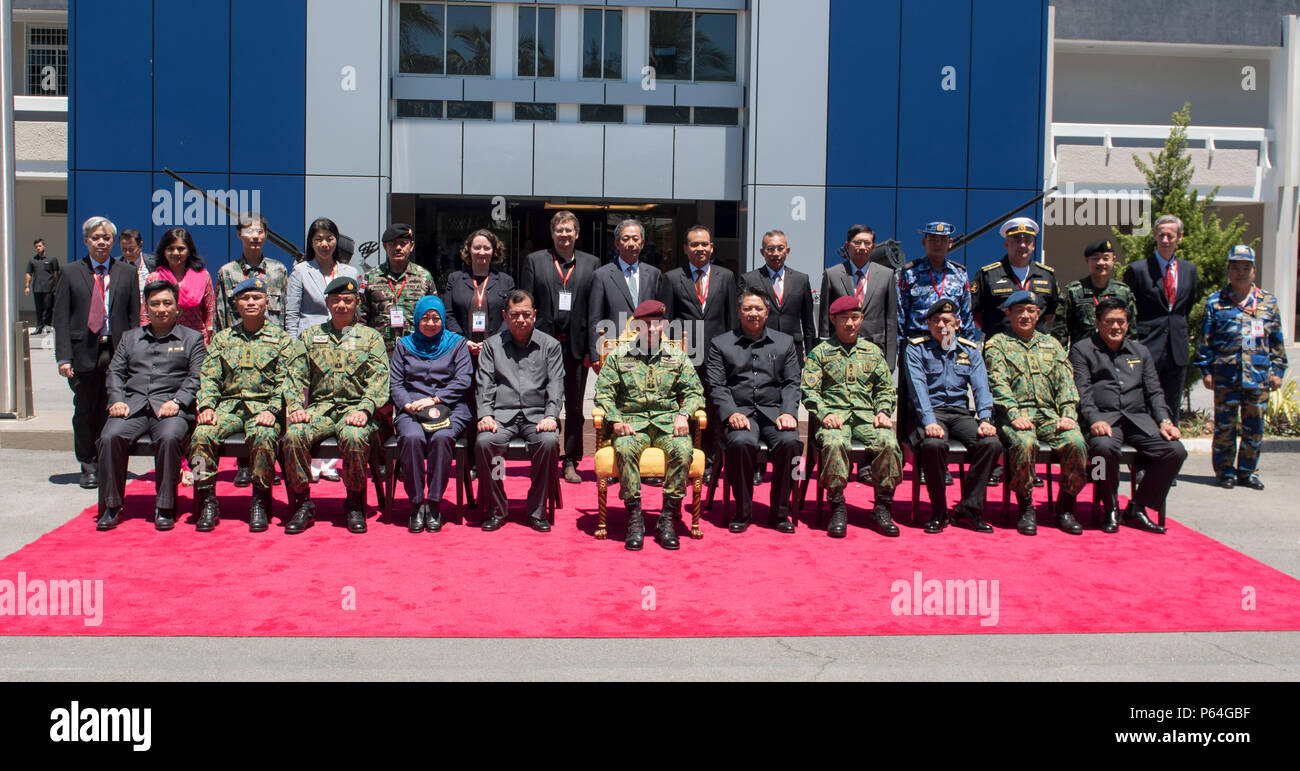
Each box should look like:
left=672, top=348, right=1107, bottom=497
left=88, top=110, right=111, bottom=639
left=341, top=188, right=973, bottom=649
left=396, top=99, right=445, bottom=118
left=648, top=10, right=736, bottom=83
left=693, top=107, right=739, bottom=126
left=580, top=104, right=625, bottom=123
left=582, top=8, right=623, bottom=80
left=645, top=106, right=690, bottom=125
left=25, top=26, right=68, bottom=96
left=399, top=2, right=491, bottom=76
left=447, top=101, right=493, bottom=120
left=518, top=6, right=555, bottom=78
left=515, top=102, right=557, bottom=121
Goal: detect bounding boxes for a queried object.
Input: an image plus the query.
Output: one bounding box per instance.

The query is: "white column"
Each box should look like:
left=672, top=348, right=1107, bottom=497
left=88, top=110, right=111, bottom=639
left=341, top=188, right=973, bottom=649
left=1265, top=15, right=1299, bottom=342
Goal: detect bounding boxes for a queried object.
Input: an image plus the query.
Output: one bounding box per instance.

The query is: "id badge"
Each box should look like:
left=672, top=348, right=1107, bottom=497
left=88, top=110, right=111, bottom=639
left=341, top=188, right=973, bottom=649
left=558, top=291, right=573, bottom=311
left=472, top=311, right=488, bottom=332
left=1251, top=319, right=1265, bottom=338
left=389, top=307, right=405, bottom=327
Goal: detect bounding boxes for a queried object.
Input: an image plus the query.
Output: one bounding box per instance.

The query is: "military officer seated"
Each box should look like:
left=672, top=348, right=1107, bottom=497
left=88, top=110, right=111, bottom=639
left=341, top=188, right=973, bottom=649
left=96, top=280, right=206, bottom=531
left=189, top=276, right=292, bottom=532
left=904, top=298, right=1001, bottom=534
left=984, top=290, right=1089, bottom=535
left=281, top=276, right=390, bottom=534
left=593, top=300, right=705, bottom=551
left=802, top=295, right=902, bottom=538
left=1070, top=297, right=1185, bottom=534
left=705, top=287, right=803, bottom=534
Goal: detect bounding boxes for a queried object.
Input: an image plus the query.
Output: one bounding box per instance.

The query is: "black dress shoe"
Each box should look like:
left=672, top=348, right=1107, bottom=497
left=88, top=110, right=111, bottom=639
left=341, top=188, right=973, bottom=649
left=80, top=468, right=99, bottom=489
left=1217, top=474, right=1236, bottom=489
left=944, top=470, right=953, bottom=486
left=1100, top=507, right=1120, bottom=534
left=96, top=507, right=122, bottom=531
left=1123, top=503, right=1166, bottom=534
left=345, top=491, right=367, bottom=533
left=563, top=464, right=582, bottom=484
left=951, top=508, right=994, bottom=533
left=285, top=498, right=315, bottom=534
left=481, top=512, right=507, bottom=531
left=232, top=466, right=253, bottom=488
left=655, top=514, right=680, bottom=550
left=1057, top=511, right=1083, bottom=535
left=408, top=503, right=426, bottom=533
left=425, top=501, right=443, bottom=533
left=771, top=513, right=795, bottom=533
left=1239, top=473, right=1265, bottom=491
left=195, top=491, right=220, bottom=532
left=728, top=519, right=750, bottom=533
left=529, top=517, right=552, bottom=533
left=702, top=468, right=714, bottom=486
left=752, top=470, right=764, bottom=486
left=924, top=512, right=947, bottom=534
left=988, top=465, right=1003, bottom=485
left=1033, top=476, right=1045, bottom=488
left=347, top=509, right=367, bottom=533
left=154, top=508, right=176, bottom=531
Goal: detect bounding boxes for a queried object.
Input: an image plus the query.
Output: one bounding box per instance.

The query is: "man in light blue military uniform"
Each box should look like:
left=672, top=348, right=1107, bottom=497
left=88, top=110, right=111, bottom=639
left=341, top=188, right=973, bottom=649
left=904, top=298, right=1001, bottom=534
left=1194, top=245, right=1288, bottom=490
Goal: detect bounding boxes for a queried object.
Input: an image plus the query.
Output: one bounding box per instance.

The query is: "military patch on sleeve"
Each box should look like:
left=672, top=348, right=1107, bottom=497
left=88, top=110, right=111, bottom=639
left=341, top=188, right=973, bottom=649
left=804, top=371, right=819, bottom=388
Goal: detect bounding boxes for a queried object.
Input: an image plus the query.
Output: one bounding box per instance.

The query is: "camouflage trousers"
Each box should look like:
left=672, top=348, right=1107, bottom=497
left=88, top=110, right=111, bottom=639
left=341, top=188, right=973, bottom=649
left=998, top=411, right=1087, bottom=497
left=189, top=403, right=282, bottom=490
left=282, top=405, right=376, bottom=494
left=1212, top=387, right=1267, bottom=478
left=814, top=421, right=901, bottom=492
left=612, top=425, right=694, bottom=502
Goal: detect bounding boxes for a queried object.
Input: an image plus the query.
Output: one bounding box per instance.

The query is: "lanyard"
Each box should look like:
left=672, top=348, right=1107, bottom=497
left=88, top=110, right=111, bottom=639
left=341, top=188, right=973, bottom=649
left=386, top=271, right=409, bottom=302
left=553, top=258, right=575, bottom=288
left=1232, top=285, right=1258, bottom=315
left=694, top=267, right=710, bottom=307
left=930, top=264, right=946, bottom=300
left=473, top=274, right=489, bottom=310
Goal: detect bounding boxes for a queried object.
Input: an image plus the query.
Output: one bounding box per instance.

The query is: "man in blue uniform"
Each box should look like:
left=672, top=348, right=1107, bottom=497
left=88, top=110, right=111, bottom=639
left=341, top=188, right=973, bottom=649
left=1194, top=245, right=1288, bottom=490
left=904, top=298, right=1001, bottom=534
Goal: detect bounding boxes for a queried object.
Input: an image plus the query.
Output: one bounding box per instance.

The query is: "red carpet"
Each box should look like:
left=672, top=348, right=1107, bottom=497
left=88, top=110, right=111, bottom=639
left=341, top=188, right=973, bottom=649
left=2, top=459, right=1299, bottom=637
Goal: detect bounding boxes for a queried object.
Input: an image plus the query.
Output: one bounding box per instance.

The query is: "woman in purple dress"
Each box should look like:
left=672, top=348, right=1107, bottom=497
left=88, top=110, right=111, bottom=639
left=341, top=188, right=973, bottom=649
left=391, top=295, right=473, bottom=532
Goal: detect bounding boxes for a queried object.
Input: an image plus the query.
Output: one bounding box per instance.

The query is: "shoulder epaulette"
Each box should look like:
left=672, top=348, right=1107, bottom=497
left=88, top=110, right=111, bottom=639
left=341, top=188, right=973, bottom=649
left=1039, top=263, right=1055, bottom=272
left=908, top=336, right=927, bottom=345
left=980, top=261, right=1002, bottom=272
left=903, top=260, right=918, bottom=271
left=957, top=336, right=977, bottom=347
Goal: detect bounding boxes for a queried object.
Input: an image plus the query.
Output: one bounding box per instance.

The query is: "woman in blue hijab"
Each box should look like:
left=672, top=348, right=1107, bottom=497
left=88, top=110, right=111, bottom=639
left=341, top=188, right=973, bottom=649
left=391, top=295, right=473, bottom=532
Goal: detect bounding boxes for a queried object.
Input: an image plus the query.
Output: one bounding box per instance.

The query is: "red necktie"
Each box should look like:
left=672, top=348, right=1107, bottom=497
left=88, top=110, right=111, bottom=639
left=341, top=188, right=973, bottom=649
left=88, top=266, right=107, bottom=335
left=855, top=269, right=867, bottom=303
left=1163, top=261, right=1177, bottom=308
left=773, top=271, right=784, bottom=306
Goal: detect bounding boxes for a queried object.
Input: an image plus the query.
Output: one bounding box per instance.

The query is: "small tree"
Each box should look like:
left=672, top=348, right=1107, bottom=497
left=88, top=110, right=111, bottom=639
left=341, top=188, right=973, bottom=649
left=1111, top=103, right=1257, bottom=406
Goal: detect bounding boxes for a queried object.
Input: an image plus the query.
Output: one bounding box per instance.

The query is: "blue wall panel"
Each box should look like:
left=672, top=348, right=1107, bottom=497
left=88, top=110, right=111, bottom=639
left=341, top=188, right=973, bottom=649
left=963, top=188, right=1044, bottom=267
left=70, top=172, right=155, bottom=260
left=231, top=0, right=306, bottom=175
left=967, top=0, right=1046, bottom=189
left=896, top=0, right=971, bottom=189
left=154, top=2, right=231, bottom=173
left=226, top=174, right=306, bottom=269
left=895, top=187, right=968, bottom=265
left=151, top=172, right=232, bottom=271
left=826, top=0, right=900, bottom=187
left=71, top=0, right=153, bottom=172
left=824, top=187, right=897, bottom=268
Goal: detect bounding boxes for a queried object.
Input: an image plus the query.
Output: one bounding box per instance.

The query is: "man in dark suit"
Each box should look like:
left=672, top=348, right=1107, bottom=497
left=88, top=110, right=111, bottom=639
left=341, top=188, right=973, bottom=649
left=818, top=224, right=898, bottom=370
left=95, top=279, right=206, bottom=531
left=587, top=219, right=663, bottom=369
left=519, top=210, right=600, bottom=484
left=1123, top=214, right=1199, bottom=425
left=1070, top=297, right=1186, bottom=534
left=53, top=216, right=141, bottom=489
left=663, top=224, right=737, bottom=477
left=707, top=288, right=802, bottom=534
left=739, top=229, right=816, bottom=361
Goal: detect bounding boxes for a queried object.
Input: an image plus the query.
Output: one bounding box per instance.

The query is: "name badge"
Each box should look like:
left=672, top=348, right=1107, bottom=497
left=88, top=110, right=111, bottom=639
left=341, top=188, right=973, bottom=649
left=389, top=307, right=405, bottom=327
left=558, top=291, right=573, bottom=312
left=312, top=335, right=328, bottom=344
left=472, top=311, right=488, bottom=332
left=1251, top=319, right=1265, bottom=337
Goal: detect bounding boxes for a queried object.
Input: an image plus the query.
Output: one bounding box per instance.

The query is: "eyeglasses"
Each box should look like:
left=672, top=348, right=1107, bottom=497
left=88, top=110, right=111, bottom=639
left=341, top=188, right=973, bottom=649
left=849, top=239, right=873, bottom=247
left=507, top=311, right=535, bottom=320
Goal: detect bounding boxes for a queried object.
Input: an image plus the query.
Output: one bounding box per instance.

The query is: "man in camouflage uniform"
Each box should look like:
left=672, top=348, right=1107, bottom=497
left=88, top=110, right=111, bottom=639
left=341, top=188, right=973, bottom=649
left=214, top=212, right=290, bottom=488
left=360, top=224, right=435, bottom=354
left=1194, top=245, right=1289, bottom=490
left=985, top=290, right=1088, bottom=535
left=594, top=300, right=705, bottom=551
left=190, top=276, right=292, bottom=532
left=802, top=295, right=902, bottom=539
left=281, top=276, right=390, bottom=534
left=1052, top=238, right=1137, bottom=351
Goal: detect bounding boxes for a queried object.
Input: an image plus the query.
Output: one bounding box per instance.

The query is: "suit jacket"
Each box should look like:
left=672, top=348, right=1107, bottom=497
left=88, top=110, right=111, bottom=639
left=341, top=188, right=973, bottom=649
left=476, top=328, right=565, bottom=424
left=1123, top=254, right=1198, bottom=367
left=106, top=323, right=206, bottom=418
left=739, top=266, right=817, bottom=357
left=663, top=262, right=738, bottom=358
left=706, top=328, right=801, bottom=425
left=1070, top=333, right=1169, bottom=436
left=441, top=268, right=516, bottom=340
left=586, top=259, right=663, bottom=361
left=53, top=256, right=141, bottom=373
left=518, top=247, right=600, bottom=360
left=818, top=260, right=898, bottom=369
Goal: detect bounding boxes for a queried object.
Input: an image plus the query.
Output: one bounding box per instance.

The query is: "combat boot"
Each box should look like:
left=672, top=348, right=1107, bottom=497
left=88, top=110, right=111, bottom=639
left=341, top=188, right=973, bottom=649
left=624, top=499, right=645, bottom=551
left=248, top=486, right=271, bottom=533
left=870, top=488, right=900, bottom=537
left=1015, top=494, right=1037, bottom=536
left=345, top=490, right=367, bottom=533
left=655, top=498, right=681, bottom=550
left=285, top=489, right=315, bottom=534
left=194, top=487, right=220, bottom=532
left=827, top=488, right=848, bottom=538
left=1056, top=493, right=1083, bottom=535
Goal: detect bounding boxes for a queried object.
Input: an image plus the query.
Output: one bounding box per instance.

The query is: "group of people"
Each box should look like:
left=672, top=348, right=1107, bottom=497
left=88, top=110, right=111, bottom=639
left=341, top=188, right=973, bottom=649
left=49, top=208, right=1287, bottom=548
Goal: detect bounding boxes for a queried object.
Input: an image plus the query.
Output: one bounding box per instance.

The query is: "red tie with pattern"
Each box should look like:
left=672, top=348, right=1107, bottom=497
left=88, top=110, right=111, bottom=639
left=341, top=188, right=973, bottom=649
left=88, top=266, right=108, bottom=335
left=1163, top=261, right=1177, bottom=308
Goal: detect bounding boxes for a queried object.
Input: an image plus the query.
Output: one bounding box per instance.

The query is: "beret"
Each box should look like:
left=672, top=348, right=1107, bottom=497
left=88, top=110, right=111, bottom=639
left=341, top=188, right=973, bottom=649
left=1000, top=289, right=1041, bottom=310
left=324, top=276, right=359, bottom=295
left=382, top=223, right=414, bottom=243
left=632, top=299, right=666, bottom=320
left=924, top=298, right=959, bottom=319
left=231, top=275, right=267, bottom=297
left=828, top=295, right=862, bottom=316
left=1083, top=238, right=1114, bottom=258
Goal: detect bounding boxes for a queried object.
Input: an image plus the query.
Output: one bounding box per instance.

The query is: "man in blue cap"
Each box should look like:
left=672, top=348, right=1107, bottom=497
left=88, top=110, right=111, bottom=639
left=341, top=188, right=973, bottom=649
left=904, top=298, right=1001, bottom=533
left=189, top=275, right=294, bottom=532
left=1194, top=245, right=1288, bottom=490
left=984, top=290, right=1088, bottom=535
